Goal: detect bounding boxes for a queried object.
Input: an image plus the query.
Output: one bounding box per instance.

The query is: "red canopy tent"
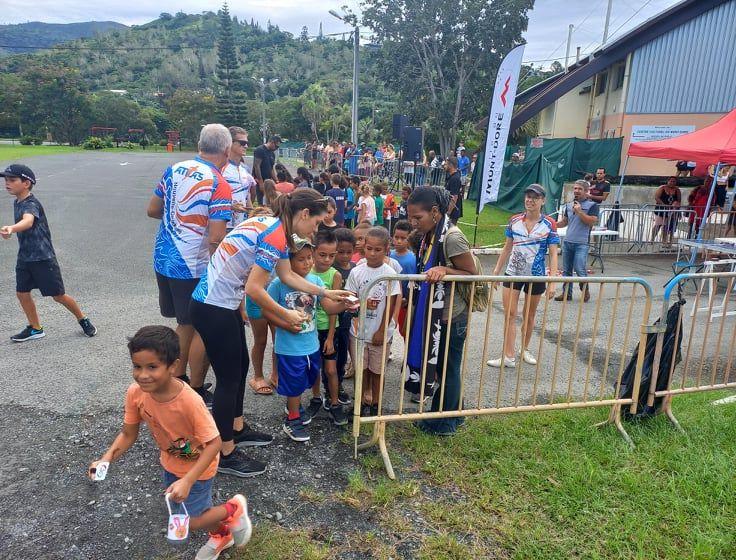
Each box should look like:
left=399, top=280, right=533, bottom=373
left=615, top=109, right=736, bottom=231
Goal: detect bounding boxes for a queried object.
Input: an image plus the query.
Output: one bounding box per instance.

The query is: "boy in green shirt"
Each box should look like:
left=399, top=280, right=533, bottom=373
left=373, top=183, right=385, bottom=227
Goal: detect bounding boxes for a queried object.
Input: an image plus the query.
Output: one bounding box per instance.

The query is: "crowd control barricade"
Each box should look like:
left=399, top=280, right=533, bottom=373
left=597, top=206, right=696, bottom=255
left=646, top=271, right=736, bottom=432
left=351, top=273, right=653, bottom=479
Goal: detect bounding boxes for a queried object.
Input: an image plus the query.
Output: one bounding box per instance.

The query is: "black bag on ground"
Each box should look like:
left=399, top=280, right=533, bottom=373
left=618, top=300, right=684, bottom=420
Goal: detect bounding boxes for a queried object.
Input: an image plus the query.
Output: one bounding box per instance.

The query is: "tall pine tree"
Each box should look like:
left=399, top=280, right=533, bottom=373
left=216, top=2, right=247, bottom=126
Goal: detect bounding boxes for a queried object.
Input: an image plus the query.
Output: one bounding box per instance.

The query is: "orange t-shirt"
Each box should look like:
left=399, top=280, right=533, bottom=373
left=124, top=381, right=220, bottom=480
left=275, top=181, right=295, bottom=194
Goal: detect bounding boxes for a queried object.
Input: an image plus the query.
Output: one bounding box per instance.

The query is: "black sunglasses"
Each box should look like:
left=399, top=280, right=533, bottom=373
left=235, top=140, right=249, bottom=147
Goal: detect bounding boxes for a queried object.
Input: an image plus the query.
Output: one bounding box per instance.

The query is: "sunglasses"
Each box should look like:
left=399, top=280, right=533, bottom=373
left=235, top=140, right=249, bottom=147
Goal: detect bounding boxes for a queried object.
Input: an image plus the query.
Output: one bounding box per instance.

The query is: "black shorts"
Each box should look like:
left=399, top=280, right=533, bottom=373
left=502, top=278, right=546, bottom=295
left=155, top=272, right=199, bottom=325
left=318, top=329, right=338, bottom=361
left=16, top=258, right=65, bottom=296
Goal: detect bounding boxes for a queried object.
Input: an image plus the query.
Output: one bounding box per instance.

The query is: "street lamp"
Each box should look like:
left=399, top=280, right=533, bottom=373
left=252, top=76, right=279, bottom=144
left=329, top=10, right=359, bottom=146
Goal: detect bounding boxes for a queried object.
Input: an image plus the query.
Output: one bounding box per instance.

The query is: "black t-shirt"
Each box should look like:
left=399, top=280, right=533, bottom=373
left=590, top=180, right=611, bottom=201
left=14, top=194, right=56, bottom=262
left=335, top=263, right=354, bottom=328
left=253, top=144, right=276, bottom=181
left=445, top=171, right=463, bottom=221
left=313, top=181, right=326, bottom=195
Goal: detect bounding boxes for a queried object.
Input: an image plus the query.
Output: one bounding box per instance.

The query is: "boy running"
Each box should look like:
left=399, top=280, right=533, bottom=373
left=89, top=326, right=251, bottom=560
left=1, top=164, right=96, bottom=341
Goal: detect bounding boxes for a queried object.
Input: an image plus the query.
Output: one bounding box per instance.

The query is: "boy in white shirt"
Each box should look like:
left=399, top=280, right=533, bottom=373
left=345, top=227, right=401, bottom=416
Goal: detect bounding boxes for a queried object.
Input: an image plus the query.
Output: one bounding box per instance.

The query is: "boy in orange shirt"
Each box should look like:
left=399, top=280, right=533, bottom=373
left=89, top=326, right=251, bottom=560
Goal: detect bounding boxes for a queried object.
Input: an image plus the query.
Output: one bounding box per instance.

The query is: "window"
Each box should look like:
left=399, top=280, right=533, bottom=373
left=613, top=64, right=625, bottom=90
left=595, top=72, right=608, bottom=96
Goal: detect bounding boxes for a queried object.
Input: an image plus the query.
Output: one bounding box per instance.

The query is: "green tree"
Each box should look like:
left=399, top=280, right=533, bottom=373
left=215, top=2, right=247, bottom=126
left=300, top=83, right=329, bottom=140
left=361, top=0, right=534, bottom=157
left=166, top=89, right=217, bottom=145
left=90, top=92, right=157, bottom=139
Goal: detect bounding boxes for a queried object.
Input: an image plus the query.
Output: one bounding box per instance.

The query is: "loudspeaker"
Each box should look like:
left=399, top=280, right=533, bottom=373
left=403, top=126, right=423, bottom=162
left=392, top=114, right=409, bottom=141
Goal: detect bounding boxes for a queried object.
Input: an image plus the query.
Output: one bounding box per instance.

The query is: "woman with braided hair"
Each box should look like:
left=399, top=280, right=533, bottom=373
left=404, top=186, right=476, bottom=436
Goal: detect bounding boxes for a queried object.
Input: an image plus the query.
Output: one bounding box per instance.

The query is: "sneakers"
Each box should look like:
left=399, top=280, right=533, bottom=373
left=217, top=448, right=267, bottom=478
left=487, top=356, right=516, bottom=368
left=10, top=325, right=45, bottom=342
left=195, top=531, right=234, bottom=560
left=554, top=293, right=572, bottom=302
left=234, top=423, right=273, bottom=447
left=304, top=396, right=323, bottom=422
left=78, top=317, right=97, bottom=337
left=224, top=494, right=252, bottom=547
left=192, top=385, right=214, bottom=409
left=283, top=416, right=310, bottom=442
left=410, top=383, right=436, bottom=404
left=360, top=404, right=379, bottom=417
left=337, top=386, right=352, bottom=406
left=522, top=350, right=537, bottom=365
left=583, top=286, right=591, bottom=302
left=329, top=404, right=348, bottom=426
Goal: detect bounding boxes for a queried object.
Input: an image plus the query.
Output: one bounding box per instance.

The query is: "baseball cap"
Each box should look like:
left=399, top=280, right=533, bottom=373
left=0, top=164, right=36, bottom=184
left=290, top=233, right=314, bottom=253
left=524, top=183, right=546, bottom=197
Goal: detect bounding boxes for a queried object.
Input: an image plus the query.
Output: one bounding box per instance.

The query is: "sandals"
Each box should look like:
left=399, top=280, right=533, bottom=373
left=248, top=378, right=273, bottom=396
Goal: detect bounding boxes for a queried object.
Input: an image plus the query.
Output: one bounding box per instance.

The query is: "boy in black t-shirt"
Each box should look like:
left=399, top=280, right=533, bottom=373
left=1, top=164, right=96, bottom=342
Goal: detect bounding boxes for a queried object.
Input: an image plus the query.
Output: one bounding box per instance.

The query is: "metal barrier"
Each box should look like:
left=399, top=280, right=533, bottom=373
left=596, top=206, right=696, bottom=255
left=351, top=273, right=653, bottom=478
left=647, top=270, right=736, bottom=432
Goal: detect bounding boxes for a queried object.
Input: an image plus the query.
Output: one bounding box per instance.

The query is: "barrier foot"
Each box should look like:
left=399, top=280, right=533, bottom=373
left=356, top=421, right=395, bottom=480
left=594, top=405, right=635, bottom=449
left=663, top=397, right=686, bottom=434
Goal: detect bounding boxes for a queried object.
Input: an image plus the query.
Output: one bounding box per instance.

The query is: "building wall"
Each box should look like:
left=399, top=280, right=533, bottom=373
left=626, top=0, right=736, bottom=114
left=538, top=78, right=594, bottom=138
left=620, top=113, right=726, bottom=175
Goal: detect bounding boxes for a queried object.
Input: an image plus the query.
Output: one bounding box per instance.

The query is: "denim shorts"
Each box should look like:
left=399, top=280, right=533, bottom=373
left=245, top=296, right=263, bottom=320
left=163, top=470, right=213, bottom=517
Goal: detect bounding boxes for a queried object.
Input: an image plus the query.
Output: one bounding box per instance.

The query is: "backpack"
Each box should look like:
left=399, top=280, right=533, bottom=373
left=444, top=226, right=490, bottom=313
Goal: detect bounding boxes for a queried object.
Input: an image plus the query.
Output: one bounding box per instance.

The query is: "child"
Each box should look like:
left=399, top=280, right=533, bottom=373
left=345, top=175, right=360, bottom=229
left=334, top=228, right=356, bottom=385
left=318, top=198, right=338, bottom=232
left=373, top=183, right=385, bottom=227
left=346, top=227, right=401, bottom=416
left=326, top=173, right=346, bottom=226
left=314, top=172, right=329, bottom=196
left=311, top=230, right=349, bottom=426
left=267, top=244, right=346, bottom=441
left=357, top=183, right=376, bottom=225
left=89, top=326, right=251, bottom=560
left=381, top=184, right=397, bottom=233
left=397, top=185, right=412, bottom=221
left=1, top=164, right=96, bottom=341
left=390, top=220, right=417, bottom=337
left=274, top=169, right=295, bottom=194
left=263, top=179, right=280, bottom=209
left=351, top=221, right=371, bottom=264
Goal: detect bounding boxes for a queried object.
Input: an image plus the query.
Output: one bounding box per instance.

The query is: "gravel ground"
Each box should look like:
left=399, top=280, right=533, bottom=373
left=0, top=152, right=692, bottom=558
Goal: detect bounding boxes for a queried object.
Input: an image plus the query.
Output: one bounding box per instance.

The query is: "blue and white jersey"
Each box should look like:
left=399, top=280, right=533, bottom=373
left=504, top=213, right=559, bottom=277
left=222, top=160, right=256, bottom=229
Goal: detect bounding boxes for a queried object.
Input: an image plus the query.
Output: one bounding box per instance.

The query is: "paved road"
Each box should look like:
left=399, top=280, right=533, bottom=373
left=0, top=151, right=698, bottom=558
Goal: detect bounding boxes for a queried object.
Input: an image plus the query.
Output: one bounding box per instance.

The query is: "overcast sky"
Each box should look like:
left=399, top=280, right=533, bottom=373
left=1, top=0, right=680, bottom=68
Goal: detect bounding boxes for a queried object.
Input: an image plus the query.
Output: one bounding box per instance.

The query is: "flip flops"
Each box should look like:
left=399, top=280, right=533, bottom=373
left=248, top=378, right=273, bottom=396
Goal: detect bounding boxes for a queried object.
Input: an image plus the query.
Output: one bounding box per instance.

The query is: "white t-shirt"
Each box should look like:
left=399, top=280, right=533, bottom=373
left=222, top=160, right=256, bottom=228
left=346, top=262, right=401, bottom=342
left=357, top=257, right=402, bottom=274
left=358, top=195, right=376, bottom=224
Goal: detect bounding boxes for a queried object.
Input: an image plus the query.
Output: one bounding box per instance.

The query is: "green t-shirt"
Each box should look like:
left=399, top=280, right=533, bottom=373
left=312, top=267, right=338, bottom=330
left=374, top=195, right=384, bottom=225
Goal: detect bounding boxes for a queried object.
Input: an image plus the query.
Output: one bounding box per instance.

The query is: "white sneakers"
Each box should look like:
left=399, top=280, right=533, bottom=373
left=487, top=350, right=537, bottom=367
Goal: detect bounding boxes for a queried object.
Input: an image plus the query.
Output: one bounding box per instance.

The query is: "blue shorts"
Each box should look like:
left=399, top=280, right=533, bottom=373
left=163, top=470, right=213, bottom=517
left=245, top=296, right=262, bottom=320
left=276, top=351, right=321, bottom=397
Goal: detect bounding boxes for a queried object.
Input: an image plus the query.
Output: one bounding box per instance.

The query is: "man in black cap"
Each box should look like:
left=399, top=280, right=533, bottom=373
left=252, top=135, right=281, bottom=205
left=1, top=164, right=96, bottom=341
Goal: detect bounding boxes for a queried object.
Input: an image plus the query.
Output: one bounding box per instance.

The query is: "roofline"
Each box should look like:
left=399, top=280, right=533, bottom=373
left=511, top=0, right=730, bottom=130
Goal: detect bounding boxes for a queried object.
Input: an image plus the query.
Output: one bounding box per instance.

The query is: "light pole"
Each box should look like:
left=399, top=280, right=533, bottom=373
left=329, top=10, right=359, bottom=146
left=252, top=76, right=278, bottom=144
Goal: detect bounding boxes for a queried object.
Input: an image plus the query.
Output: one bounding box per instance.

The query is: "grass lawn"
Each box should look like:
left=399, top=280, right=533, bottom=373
left=0, top=144, right=84, bottom=161
left=458, top=199, right=511, bottom=247
left=192, top=391, right=736, bottom=559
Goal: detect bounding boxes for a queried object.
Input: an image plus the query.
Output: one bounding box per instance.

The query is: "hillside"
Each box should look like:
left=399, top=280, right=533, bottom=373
left=0, top=21, right=127, bottom=55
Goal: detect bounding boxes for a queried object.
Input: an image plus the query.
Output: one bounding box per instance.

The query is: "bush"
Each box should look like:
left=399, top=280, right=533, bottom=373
left=19, top=135, right=41, bottom=145
left=82, top=136, right=108, bottom=150
left=159, top=139, right=169, bottom=147
left=122, top=142, right=136, bottom=150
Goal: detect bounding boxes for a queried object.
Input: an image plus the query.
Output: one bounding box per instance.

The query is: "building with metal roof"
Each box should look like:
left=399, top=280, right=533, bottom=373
left=513, top=0, right=736, bottom=176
